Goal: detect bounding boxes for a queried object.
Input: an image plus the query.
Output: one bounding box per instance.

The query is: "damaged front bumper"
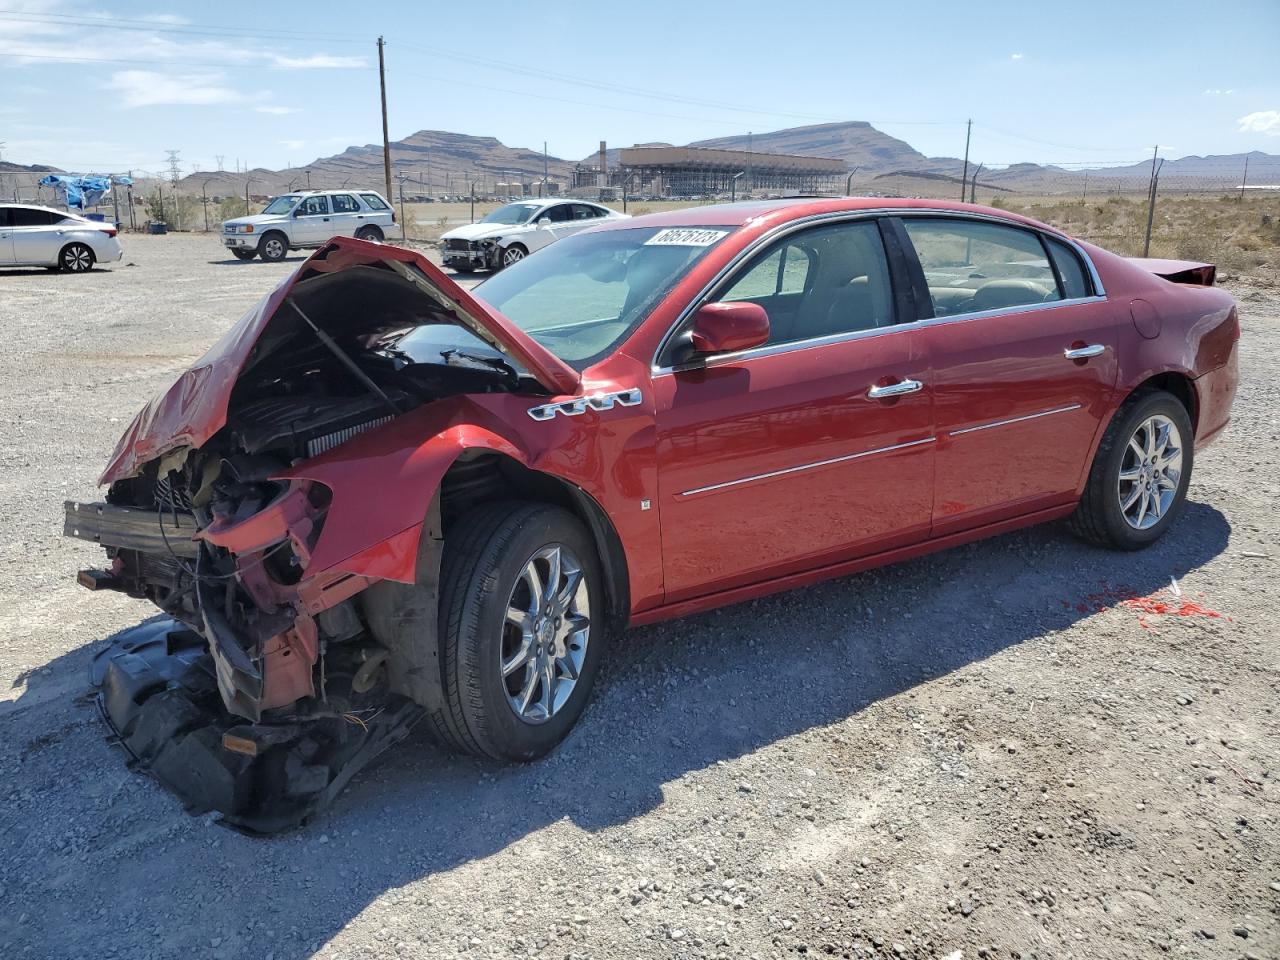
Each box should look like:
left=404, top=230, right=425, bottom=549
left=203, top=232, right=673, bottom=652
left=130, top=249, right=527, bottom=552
left=90, top=618, right=421, bottom=832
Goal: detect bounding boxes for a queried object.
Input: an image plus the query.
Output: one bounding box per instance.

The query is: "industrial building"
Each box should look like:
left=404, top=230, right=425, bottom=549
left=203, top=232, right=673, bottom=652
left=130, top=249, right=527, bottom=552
left=573, top=143, right=847, bottom=198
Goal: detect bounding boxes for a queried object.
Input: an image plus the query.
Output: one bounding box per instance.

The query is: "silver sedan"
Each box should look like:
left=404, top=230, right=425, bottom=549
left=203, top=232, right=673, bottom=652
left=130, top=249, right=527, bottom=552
left=0, top=204, right=124, bottom=272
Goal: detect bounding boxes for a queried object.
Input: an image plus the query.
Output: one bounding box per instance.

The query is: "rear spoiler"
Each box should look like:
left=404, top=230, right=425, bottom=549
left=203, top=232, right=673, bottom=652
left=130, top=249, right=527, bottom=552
left=1126, top=257, right=1216, bottom=287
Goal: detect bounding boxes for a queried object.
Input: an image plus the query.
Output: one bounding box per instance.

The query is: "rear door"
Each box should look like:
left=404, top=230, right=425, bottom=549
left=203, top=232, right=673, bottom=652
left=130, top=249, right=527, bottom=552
left=898, top=216, right=1119, bottom=534
left=0, top=208, right=14, bottom=263
left=328, top=193, right=363, bottom=236
left=9, top=207, right=61, bottom=263
left=653, top=217, right=934, bottom=602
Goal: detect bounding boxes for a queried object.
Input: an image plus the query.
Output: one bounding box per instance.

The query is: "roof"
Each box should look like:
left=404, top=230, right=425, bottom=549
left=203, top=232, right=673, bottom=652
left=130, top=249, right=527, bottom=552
left=604, top=197, right=1060, bottom=234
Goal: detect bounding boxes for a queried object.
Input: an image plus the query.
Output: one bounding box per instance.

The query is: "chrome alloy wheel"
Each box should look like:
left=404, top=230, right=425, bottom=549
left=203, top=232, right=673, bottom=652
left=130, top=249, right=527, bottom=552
left=1117, top=414, right=1183, bottom=530
left=263, top=237, right=285, bottom=260
left=501, top=544, right=590, bottom=724
left=501, top=245, right=526, bottom=266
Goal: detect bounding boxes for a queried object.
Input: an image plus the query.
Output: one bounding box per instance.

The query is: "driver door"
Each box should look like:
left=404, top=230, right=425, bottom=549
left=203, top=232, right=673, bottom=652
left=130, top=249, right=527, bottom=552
left=292, top=195, right=332, bottom=245
left=653, top=218, right=935, bottom=603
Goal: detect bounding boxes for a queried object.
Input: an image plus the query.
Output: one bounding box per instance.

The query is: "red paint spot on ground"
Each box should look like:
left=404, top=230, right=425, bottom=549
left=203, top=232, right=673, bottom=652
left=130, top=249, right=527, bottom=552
left=1061, top=582, right=1231, bottom=625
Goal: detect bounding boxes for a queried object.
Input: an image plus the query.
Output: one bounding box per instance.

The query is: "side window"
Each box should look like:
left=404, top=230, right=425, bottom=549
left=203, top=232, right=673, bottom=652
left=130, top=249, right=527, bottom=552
left=298, top=196, right=329, bottom=216
left=571, top=204, right=603, bottom=220
left=1046, top=237, right=1092, bottom=299
left=10, top=208, right=57, bottom=226
left=546, top=204, right=574, bottom=223
left=330, top=194, right=359, bottom=214
left=359, top=193, right=389, bottom=211
left=902, top=218, right=1060, bottom=316
left=714, top=220, right=894, bottom=346
left=0, top=208, right=10, bottom=228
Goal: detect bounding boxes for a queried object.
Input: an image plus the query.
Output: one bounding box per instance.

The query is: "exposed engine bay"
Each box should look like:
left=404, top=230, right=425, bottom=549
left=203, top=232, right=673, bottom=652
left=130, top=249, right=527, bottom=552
left=65, top=259, right=540, bottom=830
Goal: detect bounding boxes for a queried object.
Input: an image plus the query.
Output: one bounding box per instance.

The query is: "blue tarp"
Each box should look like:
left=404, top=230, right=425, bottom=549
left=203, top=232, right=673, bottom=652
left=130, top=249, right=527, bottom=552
left=37, top=174, right=133, bottom=209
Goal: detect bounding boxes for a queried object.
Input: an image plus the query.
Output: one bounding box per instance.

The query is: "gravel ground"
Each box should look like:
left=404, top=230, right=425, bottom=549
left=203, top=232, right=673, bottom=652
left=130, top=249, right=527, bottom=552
left=1, top=234, right=1276, bottom=960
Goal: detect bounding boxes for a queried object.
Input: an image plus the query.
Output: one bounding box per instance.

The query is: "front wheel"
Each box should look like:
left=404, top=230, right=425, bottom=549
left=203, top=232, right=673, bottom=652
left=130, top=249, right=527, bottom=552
left=230, top=249, right=256, bottom=261
left=499, top=243, right=527, bottom=269
left=434, top=501, right=607, bottom=761
left=59, top=243, right=95, bottom=273
left=257, top=232, right=288, bottom=262
left=1068, top=390, right=1194, bottom=550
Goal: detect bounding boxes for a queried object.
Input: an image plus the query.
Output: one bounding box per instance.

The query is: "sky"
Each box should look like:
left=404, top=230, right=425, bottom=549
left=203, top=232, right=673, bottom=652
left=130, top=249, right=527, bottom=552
left=2, top=0, right=1279, bottom=179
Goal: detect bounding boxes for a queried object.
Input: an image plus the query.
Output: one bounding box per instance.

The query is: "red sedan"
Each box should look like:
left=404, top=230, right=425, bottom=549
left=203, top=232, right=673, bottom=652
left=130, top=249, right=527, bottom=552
left=67, top=198, right=1238, bottom=825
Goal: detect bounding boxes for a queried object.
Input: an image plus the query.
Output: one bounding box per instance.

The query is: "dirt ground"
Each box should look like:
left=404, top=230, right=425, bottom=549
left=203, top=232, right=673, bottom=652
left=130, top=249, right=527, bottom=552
left=0, top=233, right=1276, bottom=960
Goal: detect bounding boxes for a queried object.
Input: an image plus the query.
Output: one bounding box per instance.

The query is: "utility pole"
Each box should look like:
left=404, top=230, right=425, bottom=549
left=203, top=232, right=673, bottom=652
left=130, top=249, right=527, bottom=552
left=543, top=141, right=548, bottom=198
left=215, top=155, right=225, bottom=172
left=377, top=37, right=393, bottom=205
left=1142, top=146, right=1162, bottom=258
left=1081, top=169, right=1088, bottom=205
left=1240, top=153, right=1250, bottom=201
left=165, top=149, right=182, bottom=230
left=959, top=119, right=972, bottom=202
left=968, top=163, right=983, bottom=204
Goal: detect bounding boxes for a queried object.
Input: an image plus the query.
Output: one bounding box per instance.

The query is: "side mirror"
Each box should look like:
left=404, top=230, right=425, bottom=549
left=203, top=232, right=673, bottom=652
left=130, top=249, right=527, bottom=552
left=536, top=216, right=551, bottom=227
left=688, top=301, right=770, bottom=355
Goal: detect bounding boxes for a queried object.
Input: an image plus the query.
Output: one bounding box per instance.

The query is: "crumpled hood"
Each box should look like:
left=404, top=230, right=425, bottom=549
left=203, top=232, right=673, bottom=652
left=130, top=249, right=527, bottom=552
left=440, top=222, right=526, bottom=242
left=98, top=236, right=581, bottom=485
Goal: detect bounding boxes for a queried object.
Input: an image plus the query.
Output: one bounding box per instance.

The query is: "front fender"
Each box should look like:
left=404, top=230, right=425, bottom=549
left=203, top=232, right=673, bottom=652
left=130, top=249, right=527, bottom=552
left=276, top=397, right=527, bottom=584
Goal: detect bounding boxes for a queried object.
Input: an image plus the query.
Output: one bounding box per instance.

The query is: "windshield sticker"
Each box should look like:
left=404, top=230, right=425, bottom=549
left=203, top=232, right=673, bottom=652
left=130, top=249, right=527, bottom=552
left=644, top=228, right=729, bottom=247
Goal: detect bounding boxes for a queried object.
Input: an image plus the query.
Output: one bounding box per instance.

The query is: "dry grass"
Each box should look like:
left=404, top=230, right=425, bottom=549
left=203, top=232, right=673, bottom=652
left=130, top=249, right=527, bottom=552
left=994, top=194, right=1280, bottom=280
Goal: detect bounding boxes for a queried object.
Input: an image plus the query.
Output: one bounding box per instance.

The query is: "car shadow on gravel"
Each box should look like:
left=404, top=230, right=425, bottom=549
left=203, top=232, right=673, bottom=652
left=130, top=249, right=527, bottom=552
left=206, top=256, right=309, bottom=266
left=7, top=500, right=1231, bottom=958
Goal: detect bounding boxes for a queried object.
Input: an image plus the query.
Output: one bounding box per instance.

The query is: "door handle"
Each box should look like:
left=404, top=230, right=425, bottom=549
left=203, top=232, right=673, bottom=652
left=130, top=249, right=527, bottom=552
left=867, top=378, right=923, bottom=400
left=1064, top=344, right=1105, bottom=360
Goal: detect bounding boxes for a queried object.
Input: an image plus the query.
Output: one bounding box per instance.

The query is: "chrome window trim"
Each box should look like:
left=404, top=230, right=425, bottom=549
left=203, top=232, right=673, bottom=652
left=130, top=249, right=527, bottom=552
left=948, top=403, right=1082, bottom=437
left=677, top=436, right=936, bottom=499
left=649, top=207, right=1107, bottom=376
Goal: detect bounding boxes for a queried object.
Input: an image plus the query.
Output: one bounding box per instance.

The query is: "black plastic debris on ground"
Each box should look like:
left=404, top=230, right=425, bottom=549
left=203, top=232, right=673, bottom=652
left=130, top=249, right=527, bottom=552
left=90, top=618, right=422, bottom=834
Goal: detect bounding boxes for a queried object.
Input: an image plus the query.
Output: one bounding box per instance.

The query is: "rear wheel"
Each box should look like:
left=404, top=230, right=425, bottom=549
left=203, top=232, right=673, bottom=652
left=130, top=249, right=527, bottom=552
left=1068, top=390, right=1193, bottom=550
left=434, top=501, right=606, bottom=761
left=355, top=225, right=384, bottom=242
left=257, top=232, right=288, bottom=262
left=59, top=243, right=95, bottom=273
left=230, top=249, right=256, bottom=261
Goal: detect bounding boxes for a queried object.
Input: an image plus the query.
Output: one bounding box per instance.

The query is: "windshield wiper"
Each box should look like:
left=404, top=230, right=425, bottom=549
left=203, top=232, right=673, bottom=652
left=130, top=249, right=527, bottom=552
left=440, top=348, right=519, bottom=383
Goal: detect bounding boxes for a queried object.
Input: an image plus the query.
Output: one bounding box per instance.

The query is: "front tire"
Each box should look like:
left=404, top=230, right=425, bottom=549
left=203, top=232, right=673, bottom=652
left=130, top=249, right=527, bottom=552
left=498, top=243, right=528, bottom=270
left=435, top=501, right=607, bottom=761
left=59, top=243, right=95, bottom=273
left=1068, top=390, right=1194, bottom=550
left=257, top=232, right=288, bottom=262
left=230, top=249, right=256, bottom=261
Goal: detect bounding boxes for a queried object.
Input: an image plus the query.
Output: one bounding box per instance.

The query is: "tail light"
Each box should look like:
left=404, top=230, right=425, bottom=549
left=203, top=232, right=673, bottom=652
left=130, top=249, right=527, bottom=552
left=105, top=228, right=118, bottom=238
left=391, top=211, right=397, bottom=224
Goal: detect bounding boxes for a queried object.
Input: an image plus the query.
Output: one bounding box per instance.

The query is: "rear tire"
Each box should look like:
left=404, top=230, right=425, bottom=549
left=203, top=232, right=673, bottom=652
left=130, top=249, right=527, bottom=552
left=433, top=501, right=607, bottom=761
left=355, top=225, right=384, bottom=242
left=1068, top=390, right=1193, bottom=550
left=257, top=232, right=288, bottom=262
left=59, top=243, right=95, bottom=273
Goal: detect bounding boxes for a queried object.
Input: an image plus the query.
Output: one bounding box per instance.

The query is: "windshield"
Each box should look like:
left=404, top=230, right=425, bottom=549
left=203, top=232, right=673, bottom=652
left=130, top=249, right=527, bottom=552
left=261, top=195, right=300, bottom=215
left=481, top=202, right=541, bottom=225
left=473, top=225, right=733, bottom=368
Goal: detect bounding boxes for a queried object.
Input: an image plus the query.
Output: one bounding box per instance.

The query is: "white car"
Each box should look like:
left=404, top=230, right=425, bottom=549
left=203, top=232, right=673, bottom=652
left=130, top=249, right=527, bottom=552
left=221, top=189, right=396, bottom=262
left=0, top=204, right=124, bottom=272
left=440, top=199, right=627, bottom=272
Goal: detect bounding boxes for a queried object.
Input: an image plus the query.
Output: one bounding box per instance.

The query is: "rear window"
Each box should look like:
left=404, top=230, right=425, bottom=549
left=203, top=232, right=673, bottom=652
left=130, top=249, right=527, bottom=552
left=360, top=193, right=389, bottom=211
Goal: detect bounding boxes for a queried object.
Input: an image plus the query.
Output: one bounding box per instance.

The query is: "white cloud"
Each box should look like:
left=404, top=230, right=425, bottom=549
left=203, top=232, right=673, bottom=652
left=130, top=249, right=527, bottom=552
left=1204, top=88, right=1236, bottom=96
left=272, top=54, right=366, bottom=69
left=106, top=70, right=245, bottom=108
left=278, top=139, right=306, bottom=151
left=255, top=105, right=301, bottom=115
left=1238, top=110, right=1280, bottom=136
left=1010, top=53, right=1024, bottom=60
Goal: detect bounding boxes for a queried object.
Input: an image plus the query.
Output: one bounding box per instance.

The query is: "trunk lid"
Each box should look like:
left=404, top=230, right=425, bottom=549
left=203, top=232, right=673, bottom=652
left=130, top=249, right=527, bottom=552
left=1126, top=257, right=1217, bottom=287
left=99, top=236, right=581, bottom=484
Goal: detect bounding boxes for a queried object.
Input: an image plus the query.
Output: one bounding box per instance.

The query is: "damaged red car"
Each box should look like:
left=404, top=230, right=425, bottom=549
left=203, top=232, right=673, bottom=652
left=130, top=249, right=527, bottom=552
left=66, top=198, right=1239, bottom=829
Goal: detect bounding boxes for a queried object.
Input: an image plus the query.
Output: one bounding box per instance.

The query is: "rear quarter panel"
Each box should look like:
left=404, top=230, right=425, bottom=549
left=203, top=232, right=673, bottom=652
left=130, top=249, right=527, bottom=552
left=1083, top=242, right=1239, bottom=444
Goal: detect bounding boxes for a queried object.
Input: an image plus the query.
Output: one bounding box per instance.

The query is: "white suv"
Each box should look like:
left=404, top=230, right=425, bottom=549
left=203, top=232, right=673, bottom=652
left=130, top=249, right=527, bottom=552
left=221, top=190, right=396, bottom=261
